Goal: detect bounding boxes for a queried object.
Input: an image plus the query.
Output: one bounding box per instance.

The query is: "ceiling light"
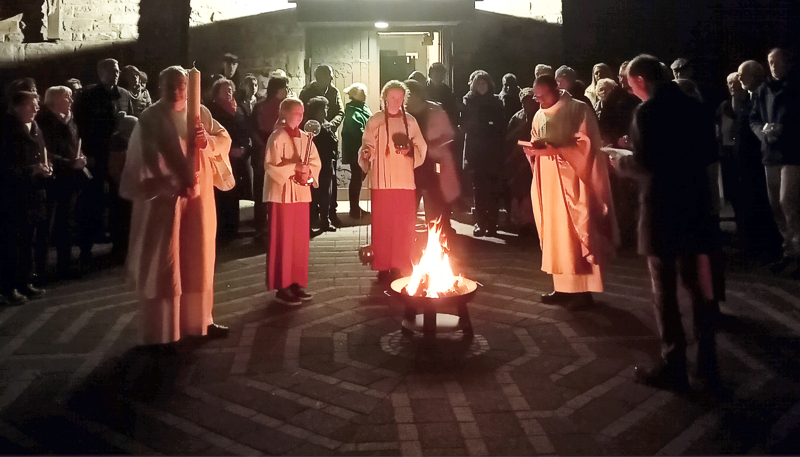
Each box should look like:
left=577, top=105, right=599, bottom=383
left=375, top=21, right=389, bottom=29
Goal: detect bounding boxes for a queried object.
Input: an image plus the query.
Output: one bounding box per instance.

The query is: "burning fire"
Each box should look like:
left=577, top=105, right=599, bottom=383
left=405, top=221, right=468, bottom=298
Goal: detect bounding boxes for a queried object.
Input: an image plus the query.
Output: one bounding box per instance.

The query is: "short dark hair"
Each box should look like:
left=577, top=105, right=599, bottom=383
left=627, top=54, right=665, bottom=83
left=266, top=76, right=288, bottom=99
left=429, top=62, right=446, bottom=76
left=314, top=65, right=333, bottom=79
left=222, top=53, right=238, bottom=64
left=10, top=91, right=38, bottom=108
left=533, top=75, right=559, bottom=94
left=502, top=73, right=517, bottom=85
left=306, top=95, right=328, bottom=115
left=404, top=79, right=427, bottom=99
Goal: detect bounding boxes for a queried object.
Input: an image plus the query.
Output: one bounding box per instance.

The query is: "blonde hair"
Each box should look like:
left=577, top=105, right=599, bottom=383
left=345, top=82, right=367, bottom=102
left=596, top=78, right=618, bottom=93
left=726, top=72, right=740, bottom=84
left=276, top=97, right=303, bottom=128
left=380, top=80, right=408, bottom=104
left=43, top=85, right=72, bottom=109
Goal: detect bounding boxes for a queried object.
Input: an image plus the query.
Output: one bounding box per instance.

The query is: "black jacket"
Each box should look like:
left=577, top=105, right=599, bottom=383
left=462, top=91, right=505, bottom=172
left=427, top=81, right=460, bottom=128
left=629, top=82, right=718, bottom=257
left=749, top=77, right=800, bottom=166
left=597, top=87, right=640, bottom=146
left=35, top=108, right=82, bottom=175
left=73, top=83, right=134, bottom=173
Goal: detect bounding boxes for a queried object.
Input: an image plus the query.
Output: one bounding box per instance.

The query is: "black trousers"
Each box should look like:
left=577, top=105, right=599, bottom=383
left=646, top=254, right=717, bottom=373
left=109, top=178, right=130, bottom=257
left=76, top=171, right=107, bottom=258
left=348, top=163, right=363, bottom=213
left=252, top=161, right=267, bottom=238
left=215, top=188, right=240, bottom=240
left=53, top=173, right=86, bottom=271
left=416, top=184, right=452, bottom=232
left=473, top=170, right=501, bottom=230
left=312, top=158, right=336, bottom=227
left=10, top=186, right=51, bottom=289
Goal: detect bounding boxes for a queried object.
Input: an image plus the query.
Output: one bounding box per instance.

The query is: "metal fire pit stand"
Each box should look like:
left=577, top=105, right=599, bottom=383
left=388, top=277, right=478, bottom=341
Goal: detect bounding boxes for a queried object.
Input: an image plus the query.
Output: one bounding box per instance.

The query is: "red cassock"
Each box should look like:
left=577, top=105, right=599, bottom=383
left=358, top=110, right=427, bottom=275
left=263, top=126, right=322, bottom=290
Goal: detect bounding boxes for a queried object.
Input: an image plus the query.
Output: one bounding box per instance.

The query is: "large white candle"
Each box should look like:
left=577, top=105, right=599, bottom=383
left=187, top=66, right=201, bottom=175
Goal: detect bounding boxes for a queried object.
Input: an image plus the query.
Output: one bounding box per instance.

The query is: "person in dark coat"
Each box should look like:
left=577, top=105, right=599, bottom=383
left=300, top=65, right=345, bottom=227
left=251, top=76, right=289, bottom=243
left=620, top=54, right=720, bottom=392
left=1, top=91, right=52, bottom=302
left=306, top=96, right=339, bottom=232
left=555, top=65, right=592, bottom=108
left=749, top=48, right=800, bottom=274
left=341, top=83, right=372, bottom=218
left=208, top=78, right=253, bottom=242
left=735, top=60, right=783, bottom=261
left=462, top=71, right=505, bottom=237
left=36, top=86, right=90, bottom=279
left=504, top=87, right=538, bottom=239
left=73, top=58, right=134, bottom=265
left=499, top=73, right=522, bottom=125
left=426, top=62, right=459, bottom=129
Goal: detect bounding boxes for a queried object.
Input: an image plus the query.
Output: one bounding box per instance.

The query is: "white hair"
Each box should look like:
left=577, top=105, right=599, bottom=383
left=43, top=85, right=72, bottom=108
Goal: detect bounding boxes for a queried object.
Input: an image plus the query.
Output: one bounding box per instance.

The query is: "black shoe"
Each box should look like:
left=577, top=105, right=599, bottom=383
left=19, top=284, right=45, bottom=299
left=330, top=215, right=343, bottom=227
left=540, top=291, right=573, bottom=304
left=275, top=288, right=302, bottom=306
left=634, top=360, right=691, bottom=392
left=486, top=226, right=498, bottom=237
left=290, top=284, right=313, bottom=301
left=473, top=226, right=486, bottom=237
left=349, top=209, right=361, bottom=218
left=5, top=289, right=27, bottom=305
left=206, top=324, right=229, bottom=339
left=321, top=225, right=337, bottom=233
left=769, top=256, right=792, bottom=273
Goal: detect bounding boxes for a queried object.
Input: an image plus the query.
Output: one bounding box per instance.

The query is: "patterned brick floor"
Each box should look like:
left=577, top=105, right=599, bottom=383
left=1, top=216, right=800, bottom=455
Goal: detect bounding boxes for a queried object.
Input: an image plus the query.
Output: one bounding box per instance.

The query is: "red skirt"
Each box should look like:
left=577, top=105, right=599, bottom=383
left=371, top=189, right=416, bottom=273
left=267, top=202, right=310, bottom=290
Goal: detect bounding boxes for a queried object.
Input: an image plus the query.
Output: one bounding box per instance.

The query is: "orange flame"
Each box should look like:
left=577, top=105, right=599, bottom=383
left=405, top=220, right=466, bottom=298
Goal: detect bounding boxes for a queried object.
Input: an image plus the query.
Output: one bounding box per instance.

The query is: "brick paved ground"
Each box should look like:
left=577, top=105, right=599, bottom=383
left=1, top=210, right=800, bottom=455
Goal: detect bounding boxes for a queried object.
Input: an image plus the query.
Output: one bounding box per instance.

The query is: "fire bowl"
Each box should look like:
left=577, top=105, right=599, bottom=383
left=388, top=276, right=479, bottom=339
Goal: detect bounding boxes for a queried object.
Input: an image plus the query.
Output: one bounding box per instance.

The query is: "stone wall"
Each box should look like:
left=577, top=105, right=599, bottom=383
left=188, top=8, right=306, bottom=94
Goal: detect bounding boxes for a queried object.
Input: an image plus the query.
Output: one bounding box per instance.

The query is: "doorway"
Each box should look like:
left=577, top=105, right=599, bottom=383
left=378, top=31, right=441, bottom=88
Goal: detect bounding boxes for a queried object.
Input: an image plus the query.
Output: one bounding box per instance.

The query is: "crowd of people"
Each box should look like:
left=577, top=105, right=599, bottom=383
left=1, top=46, right=797, bottom=393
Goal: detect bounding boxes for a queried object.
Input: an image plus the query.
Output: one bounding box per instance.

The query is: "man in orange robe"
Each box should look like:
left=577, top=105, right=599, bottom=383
left=524, top=75, right=618, bottom=307
left=120, top=66, right=234, bottom=345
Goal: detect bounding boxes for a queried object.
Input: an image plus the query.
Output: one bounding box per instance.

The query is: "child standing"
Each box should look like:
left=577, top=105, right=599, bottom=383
left=264, top=98, right=322, bottom=305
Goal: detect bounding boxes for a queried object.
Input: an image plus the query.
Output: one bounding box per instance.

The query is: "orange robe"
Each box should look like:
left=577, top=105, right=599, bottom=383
left=120, top=101, right=233, bottom=344
left=530, top=91, right=618, bottom=293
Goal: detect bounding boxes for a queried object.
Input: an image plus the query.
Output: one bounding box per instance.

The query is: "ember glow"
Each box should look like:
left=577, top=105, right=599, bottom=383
left=405, top=221, right=467, bottom=298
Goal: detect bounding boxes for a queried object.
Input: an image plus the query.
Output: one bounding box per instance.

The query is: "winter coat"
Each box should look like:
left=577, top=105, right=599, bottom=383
left=461, top=91, right=505, bottom=173
left=341, top=101, right=371, bottom=165
left=626, top=82, right=718, bottom=257
left=749, top=77, right=800, bottom=166
left=73, top=83, right=134, bottom=175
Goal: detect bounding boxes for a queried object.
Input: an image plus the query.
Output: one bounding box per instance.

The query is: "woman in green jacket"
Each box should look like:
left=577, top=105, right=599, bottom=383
left=341, top=83, right=372, bottom=218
